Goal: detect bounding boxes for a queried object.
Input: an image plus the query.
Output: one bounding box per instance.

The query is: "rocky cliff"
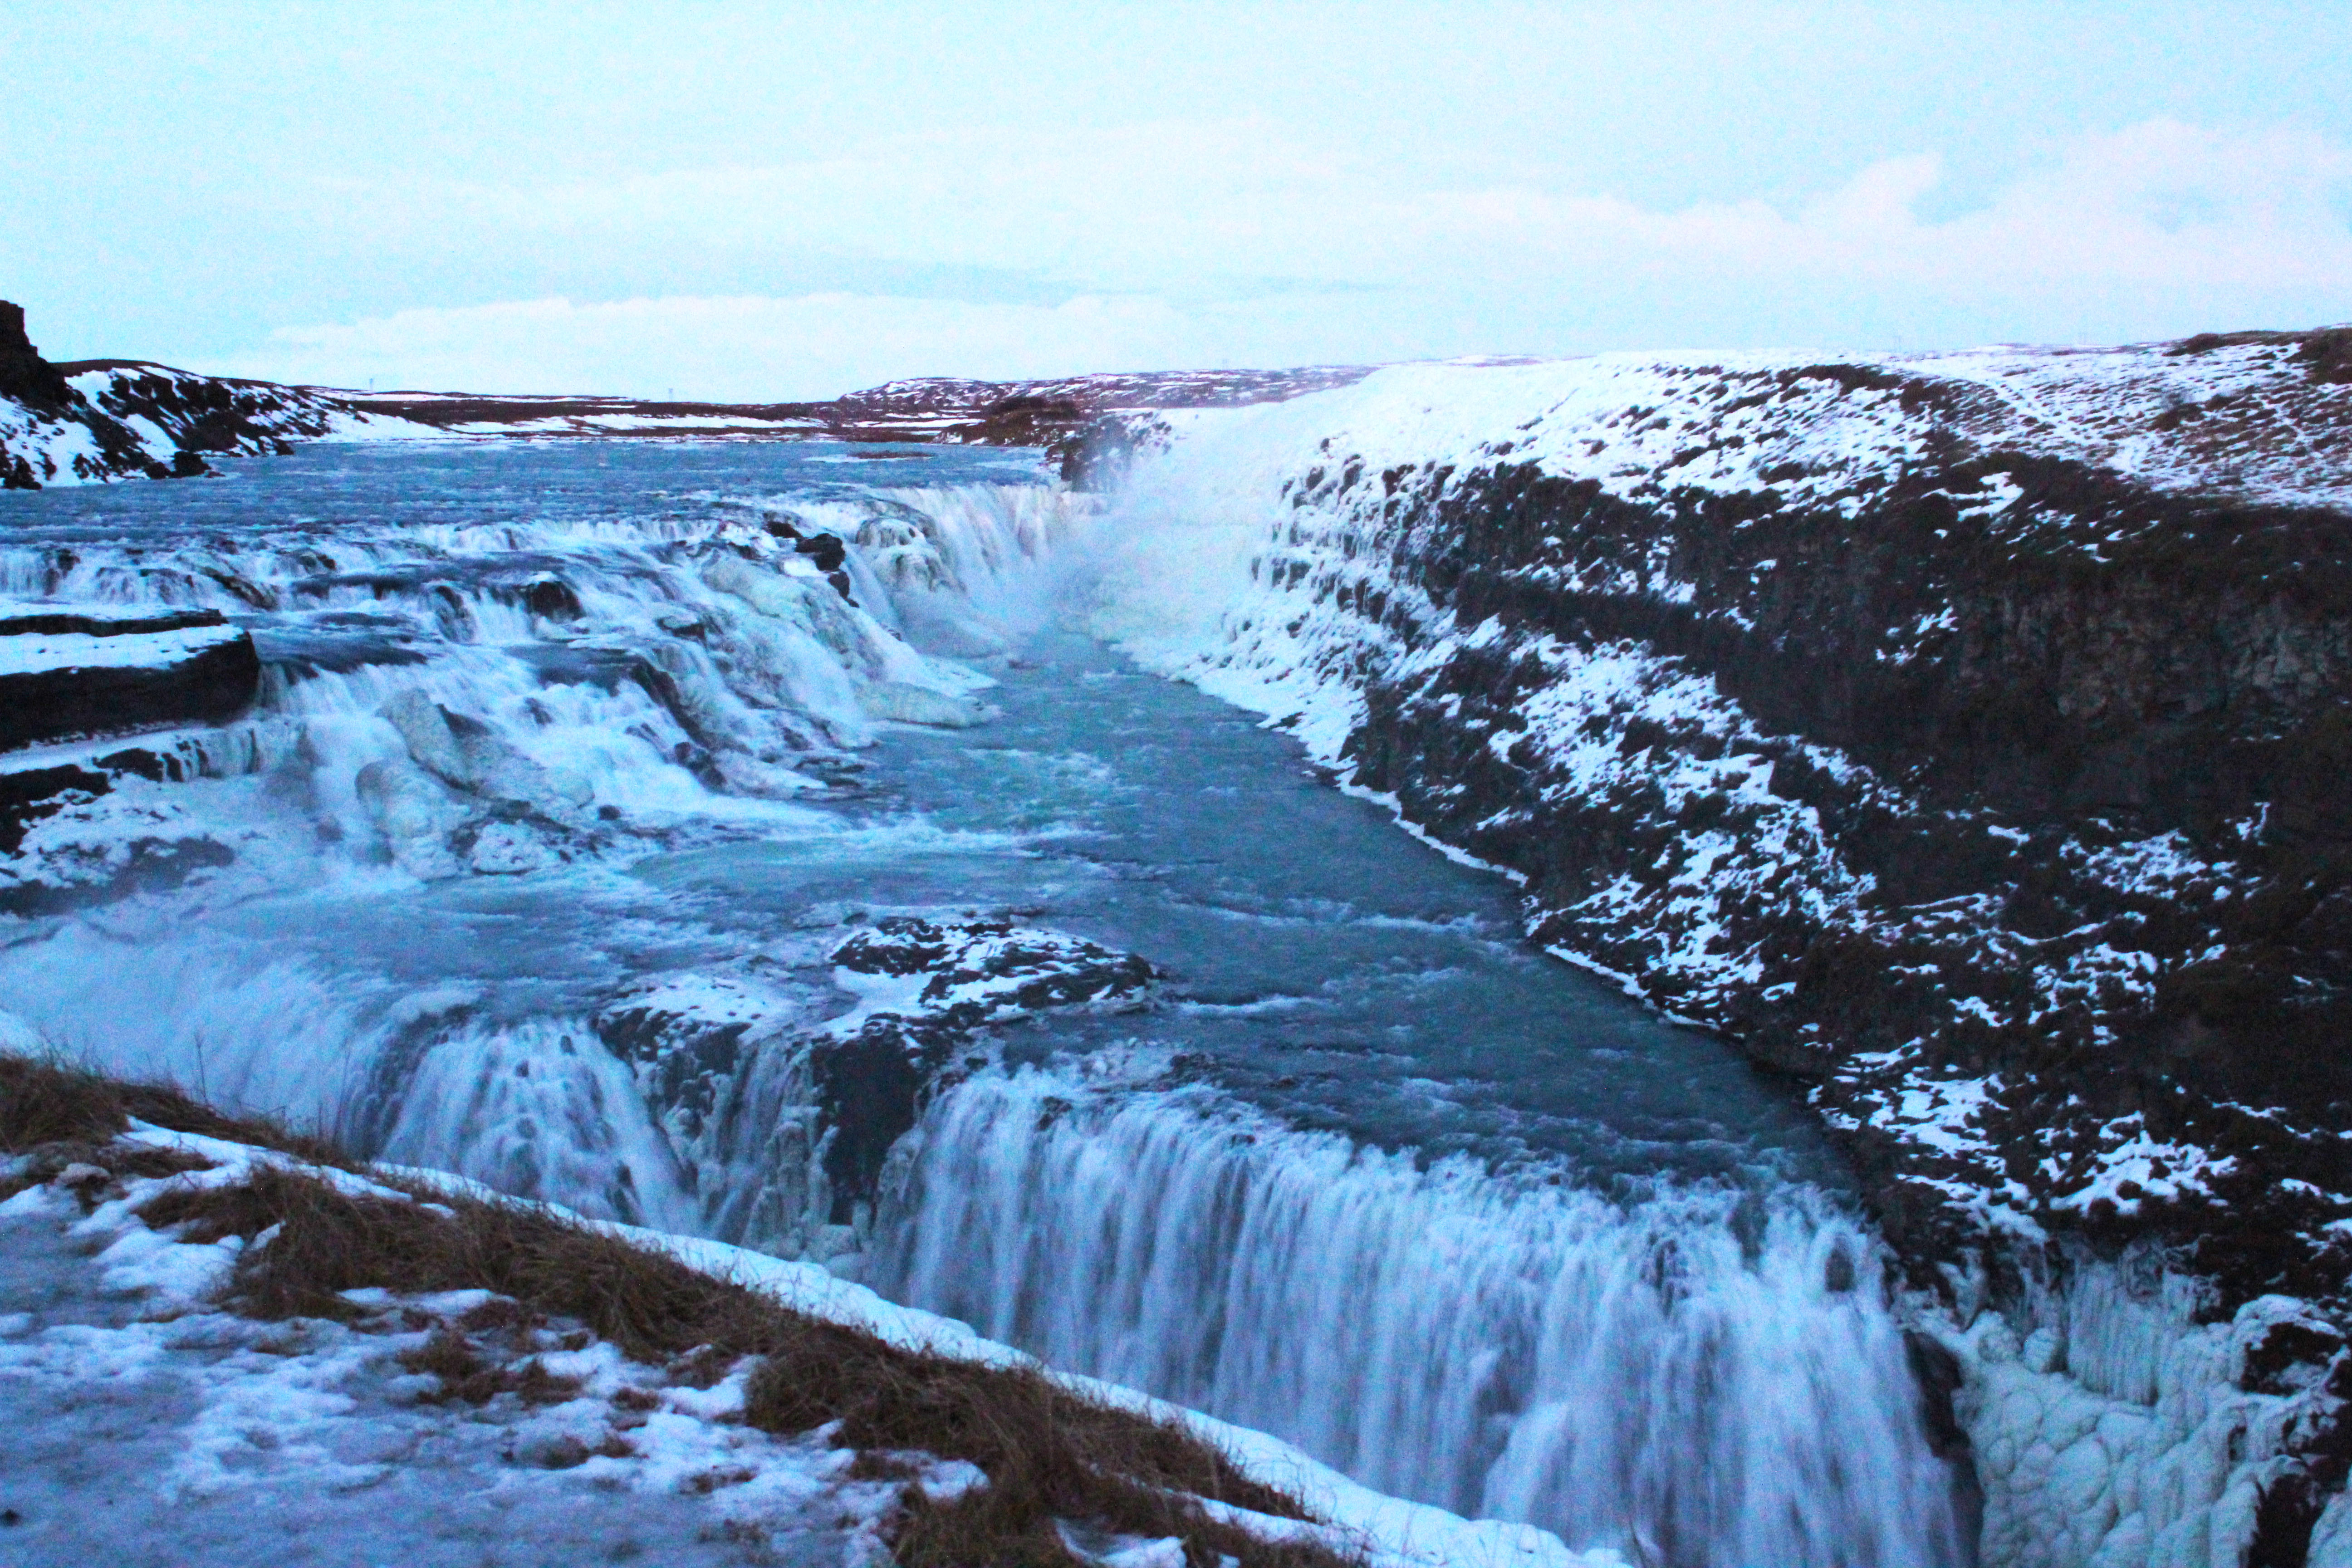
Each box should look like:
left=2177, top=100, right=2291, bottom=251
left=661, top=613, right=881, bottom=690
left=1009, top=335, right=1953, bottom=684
left=1104, top=328, right=2352, bottom=1563
left=0, top=302, right=376, bottom=487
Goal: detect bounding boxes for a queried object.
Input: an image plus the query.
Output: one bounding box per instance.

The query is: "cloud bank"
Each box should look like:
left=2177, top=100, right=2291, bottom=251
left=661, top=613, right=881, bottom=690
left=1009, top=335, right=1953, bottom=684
left=221, top=119, right=2352, bottom=398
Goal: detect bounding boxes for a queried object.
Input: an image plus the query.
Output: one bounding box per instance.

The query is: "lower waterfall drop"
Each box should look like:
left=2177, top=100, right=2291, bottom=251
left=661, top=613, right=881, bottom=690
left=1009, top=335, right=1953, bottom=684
left=877, top=1064, right=1967, bottom=1568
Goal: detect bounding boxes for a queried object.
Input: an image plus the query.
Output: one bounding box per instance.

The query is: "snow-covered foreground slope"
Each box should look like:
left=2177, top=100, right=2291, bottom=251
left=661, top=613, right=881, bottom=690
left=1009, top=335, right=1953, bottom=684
left=1090, top=330, right=2352, bottom=1568
left=0, top=1102, right=1601, bottom=1568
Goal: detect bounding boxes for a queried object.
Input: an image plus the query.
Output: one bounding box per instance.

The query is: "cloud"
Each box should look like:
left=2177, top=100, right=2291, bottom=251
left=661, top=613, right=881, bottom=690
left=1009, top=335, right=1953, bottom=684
left=1398, top=121, right=2352, bottom=296
left=217, top=119, right=2352, bottom=394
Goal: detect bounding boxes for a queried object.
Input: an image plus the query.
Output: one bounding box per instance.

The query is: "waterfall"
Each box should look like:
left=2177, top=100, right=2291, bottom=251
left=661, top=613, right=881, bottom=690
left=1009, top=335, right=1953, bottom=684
left=3, top=446, right=1977, bottom=1566
left=0, top=462, right=1081, bottom=1166
left=876, top=1063, right=1967, bottom=1568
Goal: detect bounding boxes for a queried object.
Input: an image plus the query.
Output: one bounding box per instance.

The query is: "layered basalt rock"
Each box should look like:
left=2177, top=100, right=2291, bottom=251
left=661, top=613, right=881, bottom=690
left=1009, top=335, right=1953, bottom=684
left=0, top=604, right=262, bottom=911
left=1335, top=451, right=2352, bottom=1294
left=0, top=597, right=271, bottom=910
left=0, top=603, right=261, bottom=752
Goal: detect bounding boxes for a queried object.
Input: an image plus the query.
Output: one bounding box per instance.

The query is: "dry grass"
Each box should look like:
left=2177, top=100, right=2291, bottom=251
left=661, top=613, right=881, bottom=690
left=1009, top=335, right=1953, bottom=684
left=0, top=1050, right=352, bottom=1167
left=2, top=1054, right=1360, bottom=1568
left=744, top=1333, right=1337, bottom=1568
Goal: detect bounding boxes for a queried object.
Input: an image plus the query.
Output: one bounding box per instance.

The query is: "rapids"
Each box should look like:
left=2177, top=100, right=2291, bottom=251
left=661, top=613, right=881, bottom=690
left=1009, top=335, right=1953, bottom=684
left=0, top=440, right=1965, bottom=1566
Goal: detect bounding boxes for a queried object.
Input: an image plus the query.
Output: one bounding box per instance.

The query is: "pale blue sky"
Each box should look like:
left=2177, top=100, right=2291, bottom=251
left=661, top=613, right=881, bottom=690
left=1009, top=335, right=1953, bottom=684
left=6, top=2, right=2349, bottom=396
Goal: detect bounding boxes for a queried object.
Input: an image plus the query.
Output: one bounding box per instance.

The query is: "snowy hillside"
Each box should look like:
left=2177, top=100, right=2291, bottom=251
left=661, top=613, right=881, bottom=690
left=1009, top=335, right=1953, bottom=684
left=0, top=304, right=426, bottom=490
left=0, top=293, right=1364, bottom=488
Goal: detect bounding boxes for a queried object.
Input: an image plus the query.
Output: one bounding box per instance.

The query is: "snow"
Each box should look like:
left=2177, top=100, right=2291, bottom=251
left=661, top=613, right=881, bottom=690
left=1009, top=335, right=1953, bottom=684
left=0, top=1144, right=911, bottom=1567
left=311, top=406, right=462, bottom=443
left=1882, top=1073, right=2004, bottom=1159
left=0, top=622, right=246, bottom=676
left=2046, top=1117, right=2241, bottom=1216
left=444, top=414, right=824, bottom=435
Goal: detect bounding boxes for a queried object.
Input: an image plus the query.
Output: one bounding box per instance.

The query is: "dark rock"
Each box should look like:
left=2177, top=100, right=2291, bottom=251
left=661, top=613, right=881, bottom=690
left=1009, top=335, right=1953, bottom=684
left=593, top=976, right=781, bottom=1141
left=834, top=916, right=1157, bottom=1025
left=514, top=575, right=584, bottom=622
left=605, top=920, right=1160, bottom=1228
left=758, top=518, right=857, bottom=603
left=0, top=764, right=110, bottom=856
left=1241, top=351, right=2352, bottom=1327
left=809, top=919, right=1156, bottom=1215
left=0, top=301, right=70, bottom=411
left=0, top=836, right=234, bottom=917
left=0, top=606, right=262, bottom=752
left=2249, top=1361, right=2352, bottom=1567
left=812, top=1018, right=942, bottom=1221
left=1906, top=1332, right=1984, bottom=1550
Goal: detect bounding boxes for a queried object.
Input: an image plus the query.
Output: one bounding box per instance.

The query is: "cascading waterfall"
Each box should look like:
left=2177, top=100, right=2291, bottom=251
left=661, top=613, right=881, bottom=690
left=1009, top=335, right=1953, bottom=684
left=0, top=458, right=1083, bottom=1166
left=1, top=444, right=1978, bottom=1567
left=374, top=1013, right=704, bottom=1232
left=878, top=1063, right=1965, bottom=1568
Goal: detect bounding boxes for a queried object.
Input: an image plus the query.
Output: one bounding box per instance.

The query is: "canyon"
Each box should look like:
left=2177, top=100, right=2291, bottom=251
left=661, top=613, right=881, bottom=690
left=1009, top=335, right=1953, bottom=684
left=2, top=302, right=2347, bottom=1566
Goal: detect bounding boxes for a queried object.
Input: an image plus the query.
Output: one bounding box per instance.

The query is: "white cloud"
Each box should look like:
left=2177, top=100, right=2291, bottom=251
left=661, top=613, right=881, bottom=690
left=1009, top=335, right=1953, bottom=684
left=1395, top=122, right=2352, bottom=294
left=220, top=119, right=2352, bottom=395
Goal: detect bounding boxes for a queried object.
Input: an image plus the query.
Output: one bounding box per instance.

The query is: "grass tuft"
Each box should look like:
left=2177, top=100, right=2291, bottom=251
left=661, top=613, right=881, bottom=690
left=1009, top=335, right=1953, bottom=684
left=0, top=1051, right=353, bottom=1167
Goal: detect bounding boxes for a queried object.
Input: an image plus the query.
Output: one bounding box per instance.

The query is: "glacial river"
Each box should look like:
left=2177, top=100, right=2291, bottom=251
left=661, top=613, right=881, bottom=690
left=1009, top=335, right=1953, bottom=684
left=0, top=441, right=1964, bottom=1566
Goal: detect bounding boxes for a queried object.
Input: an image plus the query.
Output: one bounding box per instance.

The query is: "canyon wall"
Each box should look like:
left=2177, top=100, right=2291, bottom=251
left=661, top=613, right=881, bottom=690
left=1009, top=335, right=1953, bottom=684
left=1097, top=331, right=2352, bottom=1565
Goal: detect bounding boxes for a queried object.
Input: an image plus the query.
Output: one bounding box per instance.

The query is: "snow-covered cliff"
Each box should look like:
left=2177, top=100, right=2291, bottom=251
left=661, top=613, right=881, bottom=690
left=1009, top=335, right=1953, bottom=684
left=0, top=304, right=412, bottom=488
left=1093, top=328, right=2352, bottom=1567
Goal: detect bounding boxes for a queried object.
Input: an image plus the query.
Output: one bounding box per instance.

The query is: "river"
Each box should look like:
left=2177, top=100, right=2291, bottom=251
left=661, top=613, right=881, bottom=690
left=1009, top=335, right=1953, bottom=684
left=0, top=439, right=1965, bottom=1566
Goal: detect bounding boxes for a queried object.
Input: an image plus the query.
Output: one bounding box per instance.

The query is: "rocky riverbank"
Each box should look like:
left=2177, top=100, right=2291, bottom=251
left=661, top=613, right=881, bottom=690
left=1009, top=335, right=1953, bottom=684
left=1100, top=327, right=2352, bottom=1564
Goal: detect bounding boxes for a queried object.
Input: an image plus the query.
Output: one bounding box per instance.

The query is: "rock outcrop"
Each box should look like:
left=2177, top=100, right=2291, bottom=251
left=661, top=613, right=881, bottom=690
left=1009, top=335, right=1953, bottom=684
left=0, top=301, right=370, bottom=488
left=0, top=602, right=261, bottom=752
left=593, top=917, right=1156, bottom=1259
left=1113, top=328, right=2352, bottom=1562
left=0, top=602, right=263, bottom=913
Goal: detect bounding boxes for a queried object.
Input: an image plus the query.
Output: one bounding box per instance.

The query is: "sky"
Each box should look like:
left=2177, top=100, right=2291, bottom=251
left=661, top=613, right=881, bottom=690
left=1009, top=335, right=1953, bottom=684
left=5, top=2, right=2350, bottom=399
